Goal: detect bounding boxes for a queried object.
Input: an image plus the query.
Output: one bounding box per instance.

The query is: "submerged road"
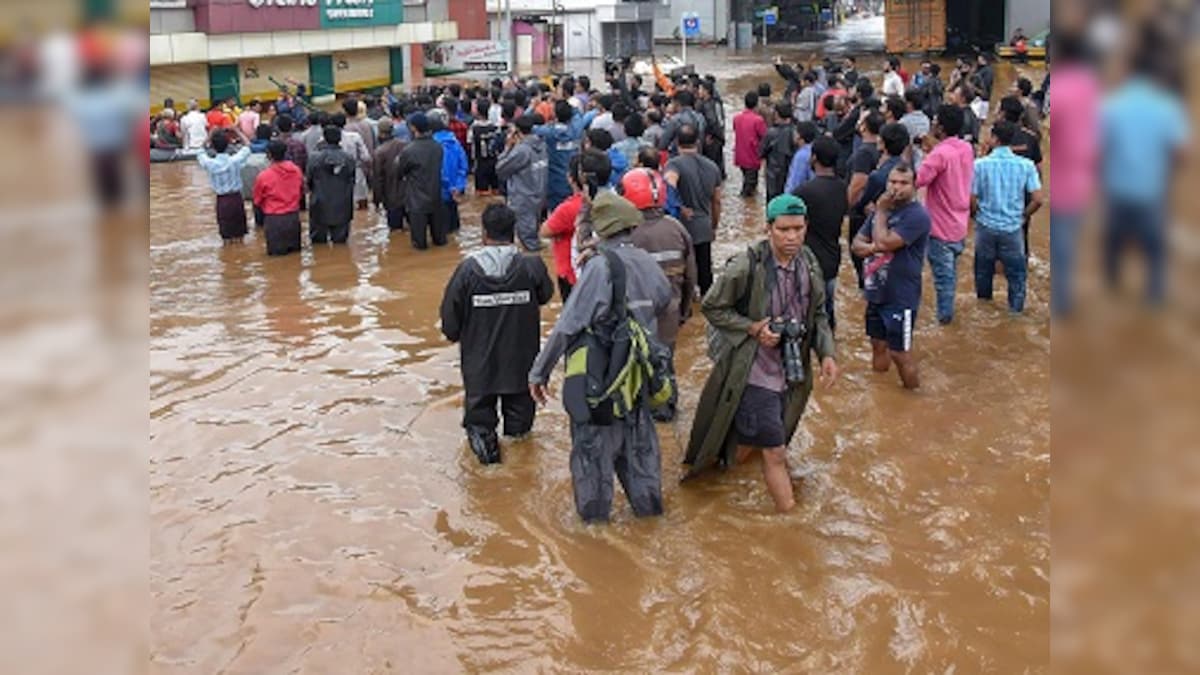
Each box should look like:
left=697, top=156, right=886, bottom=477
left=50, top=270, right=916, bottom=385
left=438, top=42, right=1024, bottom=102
left=151, top=19, right=1050, bottom=673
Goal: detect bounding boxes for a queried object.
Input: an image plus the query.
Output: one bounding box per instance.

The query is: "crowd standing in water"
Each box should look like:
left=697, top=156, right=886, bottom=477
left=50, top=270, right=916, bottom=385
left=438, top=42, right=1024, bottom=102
left=153, top=49, right=1059, bottom=521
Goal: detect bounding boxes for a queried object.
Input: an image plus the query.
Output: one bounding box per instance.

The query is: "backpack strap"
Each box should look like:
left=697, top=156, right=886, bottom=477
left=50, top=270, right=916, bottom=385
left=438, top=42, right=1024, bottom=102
left=600, top=248, right=628, bottom=322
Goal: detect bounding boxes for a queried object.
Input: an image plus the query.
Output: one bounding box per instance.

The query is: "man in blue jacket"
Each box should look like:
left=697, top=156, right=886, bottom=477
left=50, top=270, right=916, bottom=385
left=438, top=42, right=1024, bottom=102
left=430, top=110, right=468, bottom=233
left=533, top=99, right=597, bottom=212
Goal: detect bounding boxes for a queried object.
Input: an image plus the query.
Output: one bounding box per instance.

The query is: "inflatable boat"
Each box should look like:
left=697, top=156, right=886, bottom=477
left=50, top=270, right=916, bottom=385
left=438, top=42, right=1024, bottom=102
left=149, top=148, right=203, bottom=163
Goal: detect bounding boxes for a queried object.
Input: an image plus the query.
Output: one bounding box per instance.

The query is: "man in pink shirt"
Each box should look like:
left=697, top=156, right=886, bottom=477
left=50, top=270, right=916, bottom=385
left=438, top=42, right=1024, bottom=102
left=237, top=99, right=262, bottom=141
left=1049, top=40, right=1099, bottom=316
left=916, top=104, right=975, bottom=324
left=733, top=90, right=768, bottom=197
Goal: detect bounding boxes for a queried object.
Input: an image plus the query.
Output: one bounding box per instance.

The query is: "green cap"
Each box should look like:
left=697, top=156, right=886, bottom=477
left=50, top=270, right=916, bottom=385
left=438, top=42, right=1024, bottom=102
left=591, top=190, right=642, bottom=239
left=766, top=194, right=808, bottom=222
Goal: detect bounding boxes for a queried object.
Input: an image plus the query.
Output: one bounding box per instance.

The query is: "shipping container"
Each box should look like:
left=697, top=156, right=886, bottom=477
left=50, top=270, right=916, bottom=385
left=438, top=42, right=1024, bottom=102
left=886, top=0, right=946, bottom=54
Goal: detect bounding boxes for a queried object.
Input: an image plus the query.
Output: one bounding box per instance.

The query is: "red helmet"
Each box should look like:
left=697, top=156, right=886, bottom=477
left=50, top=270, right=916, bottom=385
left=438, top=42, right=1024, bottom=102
left=620, top=168, right=667, bottom=210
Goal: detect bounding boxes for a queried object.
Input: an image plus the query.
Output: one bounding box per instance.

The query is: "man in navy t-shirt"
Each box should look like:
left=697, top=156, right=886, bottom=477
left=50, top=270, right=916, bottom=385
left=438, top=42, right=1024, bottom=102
left=851, top=163, right=930, bottom=389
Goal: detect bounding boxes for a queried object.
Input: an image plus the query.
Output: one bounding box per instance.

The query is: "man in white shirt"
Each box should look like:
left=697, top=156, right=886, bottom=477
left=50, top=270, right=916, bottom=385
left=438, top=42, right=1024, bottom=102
left=180, top=99, right=209, bottom=151
left=882, top=57, right=905, bottom=98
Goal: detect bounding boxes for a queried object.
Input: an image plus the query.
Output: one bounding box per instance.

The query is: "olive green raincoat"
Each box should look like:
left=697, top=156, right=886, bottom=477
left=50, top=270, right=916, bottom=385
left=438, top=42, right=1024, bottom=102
left=683, top=240, right=836, bottom=477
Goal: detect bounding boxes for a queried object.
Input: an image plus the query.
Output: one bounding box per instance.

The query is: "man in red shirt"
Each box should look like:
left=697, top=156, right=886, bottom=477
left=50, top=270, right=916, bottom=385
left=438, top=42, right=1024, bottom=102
left=733, top=90, right=767, bottom=198
left=252, top=140, right=304, bottom=256
left=538, top=154, right=584, bottom=301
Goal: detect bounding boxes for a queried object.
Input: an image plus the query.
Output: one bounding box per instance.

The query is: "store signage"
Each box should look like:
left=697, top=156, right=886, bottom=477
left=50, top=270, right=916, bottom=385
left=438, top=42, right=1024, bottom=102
left=324, top=0, right=374, bottom=21
left=424, top=41, right=510, bottom=77
left=246, top=0, right=317, bottom=6
left=196, top=0, right=400, bottom=32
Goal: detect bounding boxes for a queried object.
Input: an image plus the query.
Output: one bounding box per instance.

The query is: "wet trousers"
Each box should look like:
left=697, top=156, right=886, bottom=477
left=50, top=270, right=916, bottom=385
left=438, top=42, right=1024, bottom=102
left=1105, top=197, right=1166, bottom=306
left=740, top=167, right=759, bottom=197
left=463, top=390, right=536, bottom=437
left=568, top=406, right=663, bottom=523
left=409, top=210, right=447, bottom=250
left=310, top=218, right=350, bottom=244
left=512, top=199, right=542, bottom=251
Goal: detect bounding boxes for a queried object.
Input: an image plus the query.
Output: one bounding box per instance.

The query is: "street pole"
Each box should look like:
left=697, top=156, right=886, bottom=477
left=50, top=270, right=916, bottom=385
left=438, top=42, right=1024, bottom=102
left=763, top=14, right=767, bottom=47
left=504, top=0, right=513, bottom=76
left=682, top=21, right=687, bottom=65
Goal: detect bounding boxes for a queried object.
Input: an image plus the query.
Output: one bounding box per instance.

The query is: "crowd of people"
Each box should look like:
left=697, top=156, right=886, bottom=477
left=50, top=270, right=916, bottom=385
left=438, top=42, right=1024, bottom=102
left=152, top=49, right=1059, bottom=522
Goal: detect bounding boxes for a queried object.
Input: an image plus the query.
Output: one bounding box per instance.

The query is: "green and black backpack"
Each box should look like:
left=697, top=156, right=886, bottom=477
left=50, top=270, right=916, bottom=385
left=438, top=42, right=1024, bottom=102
left=563, top=249, right=675, bottom=426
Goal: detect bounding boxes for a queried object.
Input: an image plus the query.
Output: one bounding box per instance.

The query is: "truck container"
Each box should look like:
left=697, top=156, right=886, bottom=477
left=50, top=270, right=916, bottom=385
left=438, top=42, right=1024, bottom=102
left=886, top=0, right=946, bottom=54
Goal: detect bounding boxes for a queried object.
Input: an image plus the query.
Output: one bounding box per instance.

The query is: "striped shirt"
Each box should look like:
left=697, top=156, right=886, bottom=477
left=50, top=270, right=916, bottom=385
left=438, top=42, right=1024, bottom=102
left=197, top=146, right=252, bottom=195
left=971, top=147, right=1040, bottom=232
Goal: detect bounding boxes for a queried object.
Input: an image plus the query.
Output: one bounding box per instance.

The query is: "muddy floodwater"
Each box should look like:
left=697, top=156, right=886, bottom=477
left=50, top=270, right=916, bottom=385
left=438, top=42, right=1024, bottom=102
left=151, top=19, right=1049, bottom=673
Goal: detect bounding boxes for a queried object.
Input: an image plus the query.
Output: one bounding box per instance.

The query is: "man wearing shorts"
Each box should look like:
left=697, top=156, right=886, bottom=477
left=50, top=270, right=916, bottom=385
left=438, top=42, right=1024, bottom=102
left=684, top=195, right=839, bottom=513
left=851, top=163, right=930, bottom=389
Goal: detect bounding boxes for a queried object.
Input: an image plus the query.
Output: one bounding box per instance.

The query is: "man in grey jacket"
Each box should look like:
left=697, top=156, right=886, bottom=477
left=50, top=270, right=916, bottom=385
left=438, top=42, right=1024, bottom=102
left=496, top=114, right=549, bottom=251
left=528, top=185, right=672, bottom=524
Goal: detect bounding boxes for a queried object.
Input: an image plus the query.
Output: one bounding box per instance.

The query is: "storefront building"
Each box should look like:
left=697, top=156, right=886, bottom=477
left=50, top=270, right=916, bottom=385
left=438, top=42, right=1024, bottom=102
left=149, top=0, right=468, bottom=111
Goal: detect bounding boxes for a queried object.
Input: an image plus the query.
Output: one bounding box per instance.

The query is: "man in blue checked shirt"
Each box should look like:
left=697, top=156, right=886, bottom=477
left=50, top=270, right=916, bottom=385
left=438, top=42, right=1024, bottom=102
left=970, top=120, right=1045, bottom=314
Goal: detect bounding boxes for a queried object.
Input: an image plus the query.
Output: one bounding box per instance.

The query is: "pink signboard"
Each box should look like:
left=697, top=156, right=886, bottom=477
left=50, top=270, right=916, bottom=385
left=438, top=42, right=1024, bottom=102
left=194, top=0, right=321, bottom=35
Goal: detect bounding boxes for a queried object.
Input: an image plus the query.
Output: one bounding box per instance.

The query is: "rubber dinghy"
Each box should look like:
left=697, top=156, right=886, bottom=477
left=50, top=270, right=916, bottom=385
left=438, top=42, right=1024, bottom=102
left=150, top=148, right=203, bottom=163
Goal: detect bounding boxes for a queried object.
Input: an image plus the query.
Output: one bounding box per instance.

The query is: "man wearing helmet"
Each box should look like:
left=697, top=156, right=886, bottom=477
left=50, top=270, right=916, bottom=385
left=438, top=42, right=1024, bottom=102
left=623, top=157, right=698, bottom=422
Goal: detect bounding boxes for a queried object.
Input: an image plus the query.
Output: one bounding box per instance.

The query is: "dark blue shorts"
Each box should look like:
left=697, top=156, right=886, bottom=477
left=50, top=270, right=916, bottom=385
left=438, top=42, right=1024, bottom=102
left=866, top=303, right=917, bottom=353
left=735, top=384, right=787, bottom=448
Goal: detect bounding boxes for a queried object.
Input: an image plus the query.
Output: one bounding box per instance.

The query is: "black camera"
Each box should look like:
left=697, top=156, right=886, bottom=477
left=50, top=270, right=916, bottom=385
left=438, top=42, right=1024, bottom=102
left=770, top=317, right=807, bottom=385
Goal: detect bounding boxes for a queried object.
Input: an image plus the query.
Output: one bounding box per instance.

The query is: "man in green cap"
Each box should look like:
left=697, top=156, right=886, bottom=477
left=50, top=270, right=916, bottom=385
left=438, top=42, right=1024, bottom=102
left=684, top=193, right=839, bottom=512
left=528, top=149, right=672, bottom=523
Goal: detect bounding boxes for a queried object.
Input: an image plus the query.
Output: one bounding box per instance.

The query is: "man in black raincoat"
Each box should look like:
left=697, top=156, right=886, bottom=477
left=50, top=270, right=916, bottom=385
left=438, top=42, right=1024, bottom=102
left=440, top=204, right=554, bottom=464
left=395, top=112, right=446, bottom=250
left=306, top=125, right=357, bottom=244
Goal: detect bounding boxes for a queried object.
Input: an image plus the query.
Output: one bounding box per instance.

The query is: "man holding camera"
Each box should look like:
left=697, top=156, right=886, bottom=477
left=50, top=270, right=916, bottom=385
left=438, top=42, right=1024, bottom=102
left=684, top=194, right=838, bottom=513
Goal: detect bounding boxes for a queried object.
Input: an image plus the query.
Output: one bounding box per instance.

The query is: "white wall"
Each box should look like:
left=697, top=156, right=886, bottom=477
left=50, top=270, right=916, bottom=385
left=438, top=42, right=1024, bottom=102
left=654, top=0, right=729, bottom=41
left=562, top=11, right=602, bottom=60
left=486, top=0, right=604, bottom=12
left=1005, top=0, right=1050, bottom=36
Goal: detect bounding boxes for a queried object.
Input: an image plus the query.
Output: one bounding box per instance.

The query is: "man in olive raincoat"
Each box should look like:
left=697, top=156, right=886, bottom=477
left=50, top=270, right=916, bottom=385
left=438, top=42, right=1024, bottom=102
left=683, top=194, right=839, bottom=512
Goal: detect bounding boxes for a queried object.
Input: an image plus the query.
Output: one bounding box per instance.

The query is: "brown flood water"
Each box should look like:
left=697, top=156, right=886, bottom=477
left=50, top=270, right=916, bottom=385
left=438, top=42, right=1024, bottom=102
left=151, top=31, right=1049, bottom=673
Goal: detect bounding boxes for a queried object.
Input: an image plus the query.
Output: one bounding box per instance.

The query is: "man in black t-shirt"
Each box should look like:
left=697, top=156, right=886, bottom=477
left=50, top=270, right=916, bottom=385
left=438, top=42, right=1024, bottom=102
left=470, top=100, right=502, bottom=194
left=794, top=137, right=848, bottom=332
left=845, top=110, right=884, bottom=288
left=999, top=95, right=1043, bottom=259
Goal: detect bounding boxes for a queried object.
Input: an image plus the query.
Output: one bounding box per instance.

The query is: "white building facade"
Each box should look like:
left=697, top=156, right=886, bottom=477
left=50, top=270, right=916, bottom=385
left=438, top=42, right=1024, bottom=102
left=487, top=0, right=658, bottom=61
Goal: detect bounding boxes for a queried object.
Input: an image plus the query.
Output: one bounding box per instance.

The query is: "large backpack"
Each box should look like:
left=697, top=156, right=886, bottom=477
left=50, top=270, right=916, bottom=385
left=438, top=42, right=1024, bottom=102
left=563, top=249, right=674, bottom=425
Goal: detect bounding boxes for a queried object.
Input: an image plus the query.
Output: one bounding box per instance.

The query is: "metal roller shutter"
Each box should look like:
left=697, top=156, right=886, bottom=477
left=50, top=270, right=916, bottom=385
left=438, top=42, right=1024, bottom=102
left=239, top=55, right=311, bottom=103
left=149, top=64, right=209, bottom=112
left=332, top=48, right=390, bottom=94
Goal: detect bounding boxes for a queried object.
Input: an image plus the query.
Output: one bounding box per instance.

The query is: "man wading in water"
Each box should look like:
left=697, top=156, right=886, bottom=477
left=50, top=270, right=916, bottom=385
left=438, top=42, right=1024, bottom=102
left=440, top=204, right=554, bottom=464
left=684, top=194, right=838, bottom=512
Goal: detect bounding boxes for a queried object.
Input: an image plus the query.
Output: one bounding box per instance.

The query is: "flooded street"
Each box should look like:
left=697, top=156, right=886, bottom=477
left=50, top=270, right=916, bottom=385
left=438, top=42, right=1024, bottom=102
left=151, top=20, right=1049, bottom=673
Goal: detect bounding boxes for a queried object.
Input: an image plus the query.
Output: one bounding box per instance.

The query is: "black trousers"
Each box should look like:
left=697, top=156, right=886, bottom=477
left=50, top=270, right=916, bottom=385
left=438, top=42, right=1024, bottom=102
left=90, top=150, right=124, bottom=208
left=740, top=167, right=759, bottom=197
left=409, top=210, right=447, bottom=250
left=558, top=276, right=574, bottom=303
left=475, top=158, right=499, bottom=192
left=386, top=206, right=406, bottom=231
left=694, top=241, right=713, bottom=297
left=847, top=213, right=866, bottom=289
left=443, top=200, right=461, bottom=233
left=252, top=204, right=264, bottom=228
left=464, top=390, right=536, bottom=437
left=311, top=219, right=350, bottom=244
left=704, top=137, right=726, bottom=180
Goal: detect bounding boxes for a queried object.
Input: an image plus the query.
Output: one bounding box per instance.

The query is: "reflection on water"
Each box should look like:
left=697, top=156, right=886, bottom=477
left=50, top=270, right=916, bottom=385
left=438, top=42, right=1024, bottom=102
left=151, top=22, right=1049, bottom=672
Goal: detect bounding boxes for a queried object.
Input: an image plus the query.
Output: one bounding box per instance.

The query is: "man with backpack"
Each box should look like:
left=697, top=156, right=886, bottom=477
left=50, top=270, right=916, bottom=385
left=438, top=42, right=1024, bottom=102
left=684, top=194, right=838, bottom=513
left=528, top=184, right=672, bottom=524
